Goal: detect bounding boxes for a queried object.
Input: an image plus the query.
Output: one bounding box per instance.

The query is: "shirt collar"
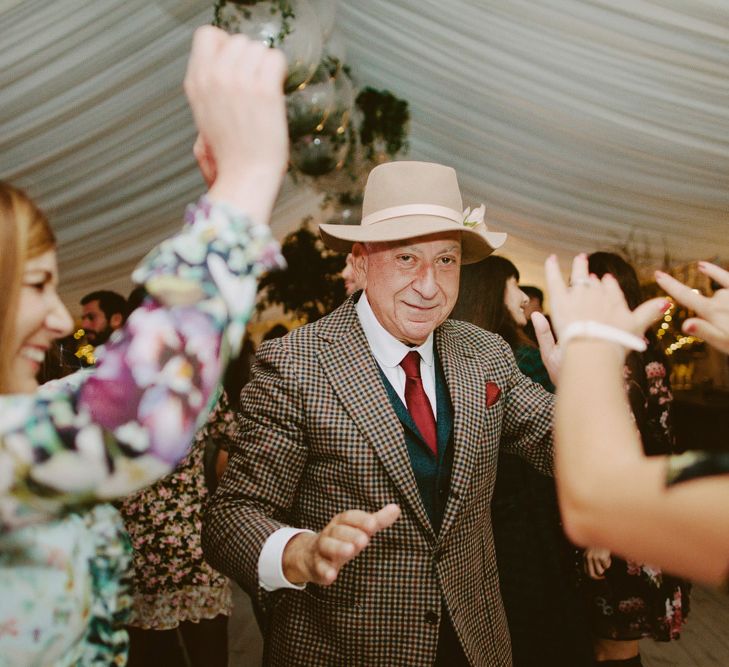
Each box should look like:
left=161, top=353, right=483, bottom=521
left=355, top=292, right=434, bottom=369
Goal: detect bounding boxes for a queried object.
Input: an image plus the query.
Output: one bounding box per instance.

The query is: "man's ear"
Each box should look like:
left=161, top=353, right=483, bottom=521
left=351, top=243, right=367, bottom=285
left=110, top=313, right=123, bottom=330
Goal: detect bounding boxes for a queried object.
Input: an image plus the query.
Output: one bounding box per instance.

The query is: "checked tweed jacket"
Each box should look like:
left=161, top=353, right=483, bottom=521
left=203, top=296, right=555, bottom=667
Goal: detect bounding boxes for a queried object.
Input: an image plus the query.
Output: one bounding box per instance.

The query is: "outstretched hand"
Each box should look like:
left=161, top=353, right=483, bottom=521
left=184, top=26, right=289, bottom=222
left=283, top=504, right=401, bottom=586
left=544, top=254, right=667, bottom=341
left=656, top=262, right=729, bottom=354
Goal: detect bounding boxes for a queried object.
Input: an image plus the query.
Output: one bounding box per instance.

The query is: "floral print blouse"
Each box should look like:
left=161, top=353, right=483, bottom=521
left=120, top=393, right=238, bottom=630
left=0, top=197, right=282, bottom=665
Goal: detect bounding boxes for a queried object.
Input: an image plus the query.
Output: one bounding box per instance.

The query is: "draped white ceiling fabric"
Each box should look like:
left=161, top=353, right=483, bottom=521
left=1, top=0, right=728, bottom=309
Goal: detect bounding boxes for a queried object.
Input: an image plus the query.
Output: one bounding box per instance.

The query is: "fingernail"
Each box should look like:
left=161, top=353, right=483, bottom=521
left=685, top=322, right=696, bottom=333
left=661, top=300, right=671, bottom=312
left=655, top=270, right=667, bottom=279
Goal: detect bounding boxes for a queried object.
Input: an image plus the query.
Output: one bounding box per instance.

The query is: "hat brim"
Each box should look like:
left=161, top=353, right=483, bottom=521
left=319, top=215, right=507, bottom=264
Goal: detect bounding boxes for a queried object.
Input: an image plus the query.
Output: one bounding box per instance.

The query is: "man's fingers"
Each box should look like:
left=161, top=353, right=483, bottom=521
left=699, top=261, right=729, bottom=290
left=328, top=524, right=370, bottom=550
left=318, top=535, right=355, bottom=562
left=313, top=556, right=338, bottom=585
left=334, top=504, right=400, bottom=536
left=372, top=503, right=401, bottom=531
left=313, top=504, right=400, bottom=586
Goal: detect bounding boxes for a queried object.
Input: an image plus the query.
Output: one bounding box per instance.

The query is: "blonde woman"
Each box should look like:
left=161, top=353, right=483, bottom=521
left=0, top=28, right=287, bottom=665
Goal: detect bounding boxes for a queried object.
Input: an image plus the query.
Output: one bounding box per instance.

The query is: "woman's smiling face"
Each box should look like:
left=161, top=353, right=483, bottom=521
left=9, top=248, right=73, bottom=393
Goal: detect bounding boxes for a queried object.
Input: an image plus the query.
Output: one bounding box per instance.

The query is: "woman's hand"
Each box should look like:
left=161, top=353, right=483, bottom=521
left=584, top=547, right=612, bottom=580
left=656, top=262, right=729, bottom=354
left=545, top=254, right=667, bottom=340
left=184, top=27, right=289, bottom=223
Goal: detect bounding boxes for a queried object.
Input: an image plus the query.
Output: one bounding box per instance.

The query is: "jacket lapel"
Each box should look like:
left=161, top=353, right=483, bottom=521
left=435, top=321, right=486, bottom=542
left=315, top=299, right=436, bottom=541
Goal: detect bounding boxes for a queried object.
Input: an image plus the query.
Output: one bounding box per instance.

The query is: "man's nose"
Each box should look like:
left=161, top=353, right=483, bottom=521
left=412, top=264, right=438, bottom=299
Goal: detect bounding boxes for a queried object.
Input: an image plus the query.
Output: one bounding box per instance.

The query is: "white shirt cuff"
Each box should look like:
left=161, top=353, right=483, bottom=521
left=258, top=527, right=315, bottom=592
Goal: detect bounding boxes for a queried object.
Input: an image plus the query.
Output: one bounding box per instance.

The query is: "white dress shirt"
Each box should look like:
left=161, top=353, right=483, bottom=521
left=257, top=293, right=437, bottom=591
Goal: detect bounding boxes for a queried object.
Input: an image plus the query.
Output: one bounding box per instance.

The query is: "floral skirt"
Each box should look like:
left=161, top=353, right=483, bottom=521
left=581, top=555, right=690, bottom=642
left=128, top=583, right=232, bottom=630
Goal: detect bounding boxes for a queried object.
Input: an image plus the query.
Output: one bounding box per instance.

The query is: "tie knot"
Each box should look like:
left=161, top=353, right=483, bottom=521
left=400, top=350, right=422, bottom=378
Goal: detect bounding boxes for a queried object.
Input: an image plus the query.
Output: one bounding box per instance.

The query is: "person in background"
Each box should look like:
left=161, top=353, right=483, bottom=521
left=451, top=255, right=592, bottom=667
left=261, top=323, right=289, bottom=342
left=535, top=254, right=729, bottom=589
left=572, top=253, right=690, bottom=667
left=80, top=289, right=128, bottom=346
left=121, top=322, right=254, bottom=667
left=122, top=388, right=239, bottom=667
left=0, top=27, right=288, bottom=666
left=341, top=252, right=365, bottom=296
left=521, top=284, right=552, bottom=345
left=126, top=285, right=148, bottom=313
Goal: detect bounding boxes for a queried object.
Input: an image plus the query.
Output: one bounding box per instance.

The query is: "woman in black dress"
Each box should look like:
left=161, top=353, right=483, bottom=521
left=579, top=253, right=691, bottom=666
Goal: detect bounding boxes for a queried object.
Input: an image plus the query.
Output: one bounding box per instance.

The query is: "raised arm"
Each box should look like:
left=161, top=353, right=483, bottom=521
left=547, top=254, right=729, bottom=585
left=0, top=29, right=288, bottom=530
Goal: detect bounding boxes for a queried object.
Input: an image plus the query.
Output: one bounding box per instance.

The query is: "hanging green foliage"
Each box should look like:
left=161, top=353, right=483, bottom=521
left=257, top=219, right=347, bottom=322
left=356, top=87, right=410, bottom=160
left=213, top=0, right=295, bottom=45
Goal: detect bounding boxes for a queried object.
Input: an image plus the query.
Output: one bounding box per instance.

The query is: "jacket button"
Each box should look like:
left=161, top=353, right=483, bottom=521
left=424, top=610, right=439, bottom=626
left=432, top=546, right=444, bottom=562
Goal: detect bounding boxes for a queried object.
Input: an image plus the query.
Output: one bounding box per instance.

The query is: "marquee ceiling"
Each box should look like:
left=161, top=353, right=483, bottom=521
left=1, top=0, right=727, bottom=311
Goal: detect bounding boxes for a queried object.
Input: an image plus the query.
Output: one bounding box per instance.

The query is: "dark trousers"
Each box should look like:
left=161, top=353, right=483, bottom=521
left=127, top=614, right=228, bottom=667
left=435, top=607, right=471, bottom=667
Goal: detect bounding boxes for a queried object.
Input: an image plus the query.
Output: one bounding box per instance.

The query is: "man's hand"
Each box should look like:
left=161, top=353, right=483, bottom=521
left=584, top=546, right=612, bottom=580
left=283, top=504, right=401, bottom=586
left=656, top=262, right=729, bottom=354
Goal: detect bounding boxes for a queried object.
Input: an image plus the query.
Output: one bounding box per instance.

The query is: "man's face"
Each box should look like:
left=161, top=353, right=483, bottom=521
left=353, top=232, right=462, bottom=345
left=81, top=300, right=113, bottom=345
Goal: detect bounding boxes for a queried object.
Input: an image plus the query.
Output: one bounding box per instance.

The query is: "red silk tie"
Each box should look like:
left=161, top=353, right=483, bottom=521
left=399, top=351, right=438, bottom=456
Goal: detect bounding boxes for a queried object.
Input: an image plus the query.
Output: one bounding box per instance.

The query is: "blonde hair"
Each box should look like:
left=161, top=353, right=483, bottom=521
left=0, top=182, right=56, bottom=393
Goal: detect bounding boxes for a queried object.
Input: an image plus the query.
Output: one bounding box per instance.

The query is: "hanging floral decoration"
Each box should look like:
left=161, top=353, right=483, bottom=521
left=213, top=0, right=411, bottom=323
left=212, top=0, right=410, bottom=223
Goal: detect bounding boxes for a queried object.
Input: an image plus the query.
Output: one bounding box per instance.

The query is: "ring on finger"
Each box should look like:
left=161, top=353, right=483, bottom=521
left=572, top=277, right=591, bottom=288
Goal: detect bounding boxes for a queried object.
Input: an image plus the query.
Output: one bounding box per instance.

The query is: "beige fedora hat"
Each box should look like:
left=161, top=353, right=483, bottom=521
left=319, top=161, right=507, bottom=264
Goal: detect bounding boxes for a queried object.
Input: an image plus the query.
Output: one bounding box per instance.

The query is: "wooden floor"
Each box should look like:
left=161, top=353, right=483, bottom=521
left=641, top=584, right=729, bottom=667
left=228, top=584, right=729, bottom=666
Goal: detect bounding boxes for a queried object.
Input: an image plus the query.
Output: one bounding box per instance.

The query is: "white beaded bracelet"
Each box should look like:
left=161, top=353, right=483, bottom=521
left=560, top=320, right=647, bottom=352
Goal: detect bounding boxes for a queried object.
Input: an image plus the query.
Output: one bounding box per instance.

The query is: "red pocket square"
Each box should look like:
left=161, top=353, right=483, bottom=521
left=486, top=382, right=501, bottom=407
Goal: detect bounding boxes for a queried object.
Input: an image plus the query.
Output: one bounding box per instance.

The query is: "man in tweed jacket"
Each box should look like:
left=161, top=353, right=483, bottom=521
left=203, top=162, right=555, bottom=666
